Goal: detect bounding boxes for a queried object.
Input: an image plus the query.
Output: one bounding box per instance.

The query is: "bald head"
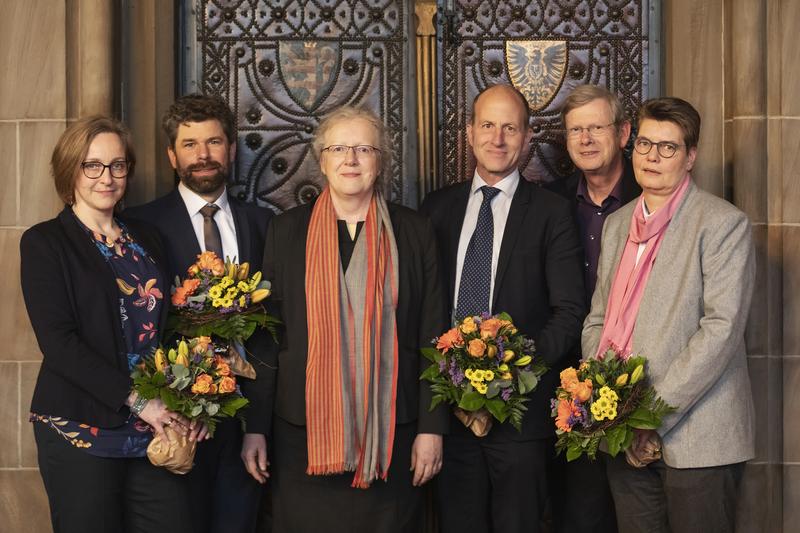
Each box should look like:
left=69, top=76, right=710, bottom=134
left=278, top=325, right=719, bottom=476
left=470, top=84, right=531, bottom=128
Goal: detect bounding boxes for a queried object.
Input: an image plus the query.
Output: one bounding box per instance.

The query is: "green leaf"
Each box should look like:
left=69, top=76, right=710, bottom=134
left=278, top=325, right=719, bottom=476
left=495, top=312, right=513, bottom=322
left=420, top=347, right=441, bottom=362
left=420, top=363, right=441, bottom=382
left=605, top=425, right=628, bottom=457
left=484, top=398, right=508, bottom=422
left=190, top=404, right=203, bottom=417
left=517, top=370, right=539, bottom=395
left=458, top=391, right=485, bottom=411
left=485, top=380, right=501, bottom=399
left=566, top=445, right=583, bottom=462
left=205, top=402, right=220, bottom=416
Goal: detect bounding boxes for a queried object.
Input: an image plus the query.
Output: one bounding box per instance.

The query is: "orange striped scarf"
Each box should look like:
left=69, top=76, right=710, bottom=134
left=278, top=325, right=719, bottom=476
left=304, top=187, right=399, bottom=488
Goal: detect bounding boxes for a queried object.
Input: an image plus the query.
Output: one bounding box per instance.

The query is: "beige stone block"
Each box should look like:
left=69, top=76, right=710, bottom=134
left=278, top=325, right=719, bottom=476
left=664, top=0, right=724, bottom=198
left=0, top=122, right=17, bottom=225
left=784, top=465, right=800, bottom=531
left=767, top=119, right=783, bottom=224
left=746, top=356, right=782, bottom=464
left=21, top=362, right=41, bottom=468
left=0, top=229, right=41, bottom=362
left=0, top=363, right=19, bottom=467
left=731, top=119, right=767, bottom=223
left=783, top=357, right=800, bottom=462
left=0, top=470, right=52, bottom=533
left=736, top=463, right=782, bottom=532
left=0, top=1, right=66, bottom=120
left=781, top=0, right=800, bottom=116
left=730, top=0, right=766, bottom=116
left=782, top=120, right=800, bottom=223
left=785, top=227, right=800, bottom=355
left=19, top=122, right=65, bottom=227
left=745, top=225, right=768, bottom=355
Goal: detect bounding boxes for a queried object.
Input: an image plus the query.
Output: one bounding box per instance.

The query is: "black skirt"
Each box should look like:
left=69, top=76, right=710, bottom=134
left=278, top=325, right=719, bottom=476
left=271, top=417, right=424, bottom=533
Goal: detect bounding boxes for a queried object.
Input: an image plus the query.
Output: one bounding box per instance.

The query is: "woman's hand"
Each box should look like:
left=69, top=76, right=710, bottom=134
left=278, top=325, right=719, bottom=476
left=410, top=433, right=443, bottom=486
left=130, top=394, right=191, bottom=442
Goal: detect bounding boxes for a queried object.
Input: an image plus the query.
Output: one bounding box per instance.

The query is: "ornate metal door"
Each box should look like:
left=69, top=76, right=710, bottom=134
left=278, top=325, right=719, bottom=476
left=438, top=0, right=658, bottom=185
left=182, top=1, right=659, bottom=211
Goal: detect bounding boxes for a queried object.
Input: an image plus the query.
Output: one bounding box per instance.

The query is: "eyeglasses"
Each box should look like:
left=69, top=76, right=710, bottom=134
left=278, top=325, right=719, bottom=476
left=321, top=145, right=381, bottom=158
left=81, top=160, right=130, bottom=179
left=565, top=123, right=616, bottom=139
left=633, top=137, right=684, bottom=159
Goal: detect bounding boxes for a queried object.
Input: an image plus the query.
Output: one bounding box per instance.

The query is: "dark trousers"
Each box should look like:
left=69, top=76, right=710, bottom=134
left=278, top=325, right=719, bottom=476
left=187, top=417, right=263, bottom=533
left=606, top=454, right=745, bottom=533
left=437, top=419, right=550, bottom=533
left=549, top=452, right=617, bottom=533
left=271, top=417, right=423, bottom=533
left=34, top=422, right=193, bottom=533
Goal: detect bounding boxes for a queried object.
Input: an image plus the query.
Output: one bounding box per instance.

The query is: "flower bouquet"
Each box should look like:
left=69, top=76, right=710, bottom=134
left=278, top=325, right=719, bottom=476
left=168, top=251, right=279, bottom=379
left=421, top=313, right=547, bottom=435
left=552, top=346, right=675, bottom=462
left=132, top=336, right=249, bottom=474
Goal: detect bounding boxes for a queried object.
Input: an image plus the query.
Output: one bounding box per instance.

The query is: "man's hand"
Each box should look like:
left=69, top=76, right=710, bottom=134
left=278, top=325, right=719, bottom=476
left=241, top=433, right=270, bottom=484
left=625, top=429, right=662, bottom=468
left=410, top=433, right=443, bottom=486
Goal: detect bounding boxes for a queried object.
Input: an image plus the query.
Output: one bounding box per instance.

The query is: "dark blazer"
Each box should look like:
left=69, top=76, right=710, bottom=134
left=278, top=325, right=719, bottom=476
left=20, top=207, right=170, bottom=427
left=420, top=178, right=586, bottom=440
left=124, top=189, right=273, bottom=280
left=244, top=201, right=450, bottom=437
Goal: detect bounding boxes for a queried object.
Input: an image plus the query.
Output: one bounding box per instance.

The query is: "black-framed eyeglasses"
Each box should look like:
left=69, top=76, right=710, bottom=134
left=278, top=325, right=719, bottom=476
left=81, top=160, right=130, bottom=179
left=321, top=145, right=381, bottom=158
left=565, top=123, right=616, bottom=139
left=633, top=137, right=684, bottom=159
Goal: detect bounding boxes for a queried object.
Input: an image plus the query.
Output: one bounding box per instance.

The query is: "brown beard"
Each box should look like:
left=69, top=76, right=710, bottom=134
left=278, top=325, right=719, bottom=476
left=177, top=161, right=229, bottom=195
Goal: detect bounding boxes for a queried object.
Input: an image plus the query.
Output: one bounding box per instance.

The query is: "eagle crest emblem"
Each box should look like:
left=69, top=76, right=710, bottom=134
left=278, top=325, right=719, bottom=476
left=278, top=41, right=339, bottom=112
left=506, top=41, right=568, bottom=111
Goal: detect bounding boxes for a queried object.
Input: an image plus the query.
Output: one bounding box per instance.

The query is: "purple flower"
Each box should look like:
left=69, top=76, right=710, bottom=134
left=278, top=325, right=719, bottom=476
left=448, top=359, right=464, bottom=386
left=496, top=338, right=505, bottom=359
left=501, top=387, right=512, bottom=401
left=438, top=359, right=447, bottom=373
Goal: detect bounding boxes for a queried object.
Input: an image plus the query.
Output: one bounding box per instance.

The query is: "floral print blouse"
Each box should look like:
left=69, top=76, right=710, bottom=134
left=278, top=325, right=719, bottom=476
left=31, top=215, right=164, bottom=458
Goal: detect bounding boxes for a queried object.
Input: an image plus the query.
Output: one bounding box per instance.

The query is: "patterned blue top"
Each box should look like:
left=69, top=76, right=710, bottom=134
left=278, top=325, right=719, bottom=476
left=31, top=215, right=165, bottom=458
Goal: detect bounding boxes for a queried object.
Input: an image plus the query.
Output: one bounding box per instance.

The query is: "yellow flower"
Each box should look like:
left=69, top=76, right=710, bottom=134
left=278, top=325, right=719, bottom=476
left=208, top=285, right=223, bottom=299
left=220, top=298, right=234, bottom=308
left=514, top=355, right=532, bottom=366
left=599, top=386, right=619, bottom=402
left=473, top=369, right=485, bottom=381
left=500, top=372, right=513, bottom=380
left=630, top=364, right=644, bottom=384
left=483, top=370, right=495, bottom=381
left=225, top=287, right=239, bottom=298
left=212, top=298, right=224, bottom=308
left=220, top=276, right=234, bottom=288
left=239, top=295, right=247, bottom=308
left=237, top=281, right=251, bottom=293
left=591, top=401, right=608, bottom=421
left=460, top=316, right=477, bottom=334
left=498, top=363, right=509, bottom=372
left=251, top=288, right=270, bottom=303
left=502, top=350, right=515, bottom=363
left=465, top=369, right=475, bottom=380
left=474, top=382, right=488, bottom=395
left=615, top=373, right=629, bottom=386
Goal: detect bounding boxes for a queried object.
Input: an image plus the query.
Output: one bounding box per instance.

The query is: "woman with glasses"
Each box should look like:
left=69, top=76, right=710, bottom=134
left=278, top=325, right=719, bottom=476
left=240, top=106, right=448, bottom=532
left=20, top=116, right=205, bottom=533
left=582, top=97, right=755, bottom=533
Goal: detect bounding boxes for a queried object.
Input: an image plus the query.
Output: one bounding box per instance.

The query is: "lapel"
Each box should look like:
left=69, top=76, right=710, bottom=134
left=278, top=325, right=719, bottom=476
left=229, top=196, right=252, bottom=264
left=491, top=179, right=532, bottom=311
left=165, top=189, right=202, bottom=269
left=447, top=183, right=472, bottom=301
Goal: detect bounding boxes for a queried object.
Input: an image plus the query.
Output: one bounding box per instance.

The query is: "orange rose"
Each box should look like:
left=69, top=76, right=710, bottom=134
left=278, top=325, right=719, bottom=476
left=479, top=318, right=502, bottom=339
left=218, top=376, right=236, bottom=394
left=191, top=373, right=214, bottom=394
left=193, top=336, right=212, bottom=354
left=572, top=379, right=593, bottom=402
left=196, top=251, right=225, bottom=276
left=215, top=357, right=231, bottom=377
left=459, top=316, right=477, bottom=334
left=560, top=367, right=579, bottom=390
left=467, top=339, right=486, bottom=358
left=436, top=327, right=463, bottom=353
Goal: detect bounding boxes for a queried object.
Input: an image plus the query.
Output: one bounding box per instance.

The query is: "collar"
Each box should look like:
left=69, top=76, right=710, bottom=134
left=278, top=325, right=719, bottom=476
left=178, top=182, right=229, bottom=215
left=471, top=169, right=520, bottom=199
left=575, top=171, right=625, bottom=207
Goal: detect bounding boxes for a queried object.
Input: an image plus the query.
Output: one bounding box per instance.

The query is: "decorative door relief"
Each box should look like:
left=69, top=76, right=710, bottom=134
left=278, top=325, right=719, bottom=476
left=194, top=0, right=409, bottom=212
left=438, top=0, right=655, bottom=184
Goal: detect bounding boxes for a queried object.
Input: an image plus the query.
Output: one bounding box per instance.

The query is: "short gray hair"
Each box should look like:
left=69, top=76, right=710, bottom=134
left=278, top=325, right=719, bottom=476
left=560, top=84, right=628, bottom=131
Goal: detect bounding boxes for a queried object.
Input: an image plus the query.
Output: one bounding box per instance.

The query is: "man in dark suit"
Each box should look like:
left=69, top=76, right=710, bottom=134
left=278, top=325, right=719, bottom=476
left=420, top=84, right=585, bottom=533
left=125, top=94, right=272, bottom=533
left=545, top=84, right=642, bottom=533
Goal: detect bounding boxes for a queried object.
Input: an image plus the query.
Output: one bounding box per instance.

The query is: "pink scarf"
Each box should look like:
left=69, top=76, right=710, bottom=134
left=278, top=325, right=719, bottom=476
left=594, top=175, right=691, bottom=359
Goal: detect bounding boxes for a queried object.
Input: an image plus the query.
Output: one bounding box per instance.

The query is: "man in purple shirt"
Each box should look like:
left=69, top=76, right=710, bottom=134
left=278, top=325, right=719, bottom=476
left=545, top=84, right=641, bottom=533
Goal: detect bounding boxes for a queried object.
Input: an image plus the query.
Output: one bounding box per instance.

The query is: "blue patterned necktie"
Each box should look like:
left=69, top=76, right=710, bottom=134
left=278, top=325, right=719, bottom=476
left=455, top=186, right=501, bottom=321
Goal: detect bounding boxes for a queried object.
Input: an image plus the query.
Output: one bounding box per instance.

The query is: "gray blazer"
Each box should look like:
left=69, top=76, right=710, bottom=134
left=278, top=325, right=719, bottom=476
left=582, top=180, right=755, bottom=468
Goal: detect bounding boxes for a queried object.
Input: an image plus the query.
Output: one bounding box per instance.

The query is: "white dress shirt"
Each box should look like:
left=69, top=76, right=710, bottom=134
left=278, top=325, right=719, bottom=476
left=452, top=170, right=520, bottom=315
left=178, top=182, right=240, bottom=262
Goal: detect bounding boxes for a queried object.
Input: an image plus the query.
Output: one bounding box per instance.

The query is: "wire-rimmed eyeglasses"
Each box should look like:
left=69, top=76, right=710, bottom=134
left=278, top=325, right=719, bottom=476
left=565, top=123, right=616, bottom=139
left=321, top=145, right=381, bottom=158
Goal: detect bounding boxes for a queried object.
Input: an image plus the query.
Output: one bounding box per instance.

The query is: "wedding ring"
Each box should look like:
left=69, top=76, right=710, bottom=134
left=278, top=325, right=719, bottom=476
left=165, top=419, right=172, bottom=426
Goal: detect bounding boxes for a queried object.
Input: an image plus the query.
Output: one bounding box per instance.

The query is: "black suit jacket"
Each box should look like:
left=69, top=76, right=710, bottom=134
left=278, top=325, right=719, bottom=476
left=20, top=207, right=170, bottom=427
left=244, top=201, right=450, bottom=437
left=124, top=189, right=273, bottom=280
left=420, top=178, right=586, bottom=440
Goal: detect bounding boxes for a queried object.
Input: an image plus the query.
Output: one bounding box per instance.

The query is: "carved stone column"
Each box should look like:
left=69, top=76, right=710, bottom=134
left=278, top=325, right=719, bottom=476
left=66, top=0, right=114, bottom=118
left=415, top=1, right=438, bottom=200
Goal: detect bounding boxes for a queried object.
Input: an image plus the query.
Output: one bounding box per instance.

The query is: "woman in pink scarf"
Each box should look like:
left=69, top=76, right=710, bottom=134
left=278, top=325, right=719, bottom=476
left=582, top=97, right=755, bottom=533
